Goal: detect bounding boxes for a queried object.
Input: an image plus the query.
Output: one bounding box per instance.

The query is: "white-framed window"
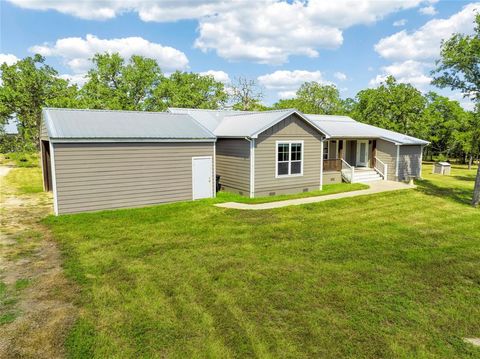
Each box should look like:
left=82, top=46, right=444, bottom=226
left=323, top=140, right=329, bottom=160
left=276, top=141, right=304, bottom=177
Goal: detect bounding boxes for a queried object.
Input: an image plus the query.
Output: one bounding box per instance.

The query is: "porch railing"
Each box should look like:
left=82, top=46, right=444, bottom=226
left=340, top=159, right=354, bottom=183
left=323, top=159, right=342, bottom=172
left=374, top=157, right=388, bottom=181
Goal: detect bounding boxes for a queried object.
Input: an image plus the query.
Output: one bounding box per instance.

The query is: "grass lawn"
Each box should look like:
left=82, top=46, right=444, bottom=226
left=42, top=163, right=480, bottom=358
left=216, top=182, right=368, bottom=204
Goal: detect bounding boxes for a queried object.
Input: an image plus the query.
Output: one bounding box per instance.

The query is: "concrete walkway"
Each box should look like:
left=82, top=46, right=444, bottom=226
left=215, top=180, right=416, bottom=210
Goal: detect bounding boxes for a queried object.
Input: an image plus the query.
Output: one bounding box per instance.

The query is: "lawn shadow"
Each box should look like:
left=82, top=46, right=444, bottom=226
left=453, top=175, right=477, bottom=182
left=415, top=178, right=473, bottom=206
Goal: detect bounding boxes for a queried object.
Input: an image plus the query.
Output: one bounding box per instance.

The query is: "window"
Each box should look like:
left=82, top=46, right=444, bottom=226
left=276, top=141, right=303, bottom=177
left=323, top=141, right=329, bottom=160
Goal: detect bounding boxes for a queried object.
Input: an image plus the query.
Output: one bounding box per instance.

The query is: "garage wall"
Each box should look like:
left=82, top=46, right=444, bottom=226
left=376, top=139, right=397, bottom=180
left=215, top=138, right=250, bottom=195
left=254, top=114, right=323, bottom=197
left=52, top=142, right=215, bottom=214
left=398, top=145, right=422, bottom=180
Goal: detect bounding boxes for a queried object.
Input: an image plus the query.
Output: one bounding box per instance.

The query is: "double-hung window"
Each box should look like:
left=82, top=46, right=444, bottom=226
left=276, top=141, right=303, bottom=177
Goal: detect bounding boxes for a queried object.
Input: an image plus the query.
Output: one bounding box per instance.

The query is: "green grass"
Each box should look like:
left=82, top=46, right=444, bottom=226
left=216, top=182, right=368, bottom=204
left=4, top=167, right=43, bottom=194
left=42, top=163, right=480, bottom=358
left=0, top=152, right=40, bottom=167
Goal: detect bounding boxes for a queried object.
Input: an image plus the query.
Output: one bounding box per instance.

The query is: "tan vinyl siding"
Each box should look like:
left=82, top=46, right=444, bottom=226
left=376, top=139, right=397, bottom=180
left=398, top=145, right=422, bottom=180
left=254, top=114, right=323, bottom=197
left=53, top=142, right=214, bottom=214
left=323, top=171, right=342, bottom=184
left=216, top=138, right=250, bottom=195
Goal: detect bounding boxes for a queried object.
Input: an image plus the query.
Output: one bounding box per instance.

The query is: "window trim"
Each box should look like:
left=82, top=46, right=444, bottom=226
left=275, top=140, right=304, bottom=178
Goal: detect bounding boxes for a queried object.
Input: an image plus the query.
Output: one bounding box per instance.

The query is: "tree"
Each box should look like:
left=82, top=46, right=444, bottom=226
left=230, top=77, right=263, bottom=111
left=353, top=76, right=426, bottom=137
left=0, top=54, right=78, bottom=150
left=152, top=71, right=228, bottom=110
left=295, top=82, right=344, bottom=115
left=422, top=92, right=468, bottom=161
left=432, top=13, right=480, bottom=207
left=80, top=53, right=162, bottom=110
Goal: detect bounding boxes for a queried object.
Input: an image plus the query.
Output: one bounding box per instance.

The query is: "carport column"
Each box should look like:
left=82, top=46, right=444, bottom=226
left=320, top=138, right=324, bottom=190
left=342, top=140, right=346, bottom=160
left=249, top=138, right=255, bottom=198
left=49, top=141, right=59, bottom=216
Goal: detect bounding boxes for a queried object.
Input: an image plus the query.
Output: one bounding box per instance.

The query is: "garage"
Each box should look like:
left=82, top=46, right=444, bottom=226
left=41, top=108, right=216, bottom=215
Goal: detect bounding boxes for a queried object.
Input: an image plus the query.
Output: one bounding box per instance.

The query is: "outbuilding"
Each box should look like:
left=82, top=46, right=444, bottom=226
left=40, top=108, right=216, bottom=215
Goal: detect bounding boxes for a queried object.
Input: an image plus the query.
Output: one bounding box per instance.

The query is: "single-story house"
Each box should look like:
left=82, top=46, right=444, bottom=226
left=41, top=107, right=428, bottom=215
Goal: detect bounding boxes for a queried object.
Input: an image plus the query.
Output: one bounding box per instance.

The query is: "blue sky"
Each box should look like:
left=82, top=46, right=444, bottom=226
left=0, top=1, right=478, bottom=109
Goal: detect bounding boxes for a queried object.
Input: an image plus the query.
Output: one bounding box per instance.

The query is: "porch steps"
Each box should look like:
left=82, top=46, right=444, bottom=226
left=351, top=169, right=383, bottom=183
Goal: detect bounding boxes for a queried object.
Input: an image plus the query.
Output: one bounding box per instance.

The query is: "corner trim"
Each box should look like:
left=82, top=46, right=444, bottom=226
left=249, top=138, right=255, bottom=198
left=49, top=142, right=59, bottom=216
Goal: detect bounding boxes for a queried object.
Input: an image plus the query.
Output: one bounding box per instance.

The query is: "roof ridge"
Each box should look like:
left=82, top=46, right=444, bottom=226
left=43, top=107, right=188, bottom=116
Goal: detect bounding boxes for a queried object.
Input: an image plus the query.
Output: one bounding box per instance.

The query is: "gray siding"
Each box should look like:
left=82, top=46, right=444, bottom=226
left=398, top=145, right=422, bottom=180
left=254, top=114, right=323, bottom=197
left=376, top=139, right=397, bottom=180
left=216, top=138, right=250, bottom=195
left=52, top=142, right=214, bottom=214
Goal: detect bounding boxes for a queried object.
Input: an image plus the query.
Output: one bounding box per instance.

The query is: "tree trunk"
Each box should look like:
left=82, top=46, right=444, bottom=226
left=473, top=165, right=480, bottom=208
left=469, top=154, right=473, bottom=170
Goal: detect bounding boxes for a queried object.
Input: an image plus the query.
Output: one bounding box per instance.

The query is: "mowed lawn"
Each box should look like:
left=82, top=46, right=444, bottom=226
left=44, top=163, right=480, bottom=358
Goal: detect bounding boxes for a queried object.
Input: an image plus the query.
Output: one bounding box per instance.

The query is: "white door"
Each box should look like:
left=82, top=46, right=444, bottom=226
left=356, top=140, right=369, bottom=167
left=192, top=157, right=213, bottom=200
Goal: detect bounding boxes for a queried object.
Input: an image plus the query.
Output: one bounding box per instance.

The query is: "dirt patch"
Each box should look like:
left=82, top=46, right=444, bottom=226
left=0, top=166, right=77, bottom=358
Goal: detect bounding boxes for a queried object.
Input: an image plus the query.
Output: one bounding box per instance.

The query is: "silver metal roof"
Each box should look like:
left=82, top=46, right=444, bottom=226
left=169, top=108, right=327, bottom=138
left=168, top=107, right=247, bottom=132
left=42, top=108, right=215, bottom=142
left=307, top=114, right=429, bottom=145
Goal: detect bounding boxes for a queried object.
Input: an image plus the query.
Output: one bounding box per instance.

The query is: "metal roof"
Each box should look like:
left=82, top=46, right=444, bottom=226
left=169, top=108, right=327, bottom=138
left=307, top=114, right=429, bottom=145
left=168, top=107, right=247, bottom=132
left=42, top=108, right=215, bottom=142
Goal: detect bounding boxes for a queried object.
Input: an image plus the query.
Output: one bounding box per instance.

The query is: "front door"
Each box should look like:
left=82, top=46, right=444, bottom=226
left=192, top=157, right=213, bottom=200
left=356, top=140, right=369, bottom=167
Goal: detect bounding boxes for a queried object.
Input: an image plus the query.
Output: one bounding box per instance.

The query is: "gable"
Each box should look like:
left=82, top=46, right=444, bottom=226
left=257, top=113, right=324, bottom=141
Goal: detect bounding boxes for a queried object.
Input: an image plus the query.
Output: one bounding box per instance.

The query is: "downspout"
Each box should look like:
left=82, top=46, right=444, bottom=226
left=320, top=137, right=324, bottom=190
left=245, top=137, right=255, bottom=198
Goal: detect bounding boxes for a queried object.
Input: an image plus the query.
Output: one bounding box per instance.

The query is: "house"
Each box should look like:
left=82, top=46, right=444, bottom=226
left=40, top=107, right=428, bottom=215
left=40, top=108, right=216, bottom=215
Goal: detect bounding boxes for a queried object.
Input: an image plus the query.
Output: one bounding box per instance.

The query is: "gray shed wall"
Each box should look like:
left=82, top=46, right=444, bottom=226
left=52, top=142, right=214, bottom=214
left=398, top=145, right=422, bottom=180
left=215, top=138, right=250, bottom=195
left=254, top=114, right=323, bottom=197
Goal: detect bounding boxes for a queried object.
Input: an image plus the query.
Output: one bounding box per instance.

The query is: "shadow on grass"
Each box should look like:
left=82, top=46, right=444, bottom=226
left=415, top=178, right=473, bottom=206
left=453, top=175, right=477, bottom=182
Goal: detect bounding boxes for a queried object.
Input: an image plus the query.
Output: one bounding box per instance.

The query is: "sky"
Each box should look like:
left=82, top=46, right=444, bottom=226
left=0, top=0, right=478, bottom=110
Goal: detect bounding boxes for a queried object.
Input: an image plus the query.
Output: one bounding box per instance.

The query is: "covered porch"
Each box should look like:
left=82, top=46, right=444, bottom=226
left=322, top=139, right=388, bottom=183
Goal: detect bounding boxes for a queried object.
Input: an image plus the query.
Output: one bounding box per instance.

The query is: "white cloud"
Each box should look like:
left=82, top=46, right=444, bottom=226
left=258, top=69, right=330, bottom=98
left=375, top=3, right=480, bottom=61
left=29, top=34, right=189, bottom=74
left=393, top=18, right=407, bottom=27
left=199, top=70, right=230, bottom=83
left=10, top=0, right=433, bottom=65
left=334, top=72, right=347, bottom=81
left=0, top=53, right=19, bottom=66
left=369, top=60, right=432, bottom=89
left=419, top=5, right=437, bottom=15
left=58, top=73, right=88, bottom=86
